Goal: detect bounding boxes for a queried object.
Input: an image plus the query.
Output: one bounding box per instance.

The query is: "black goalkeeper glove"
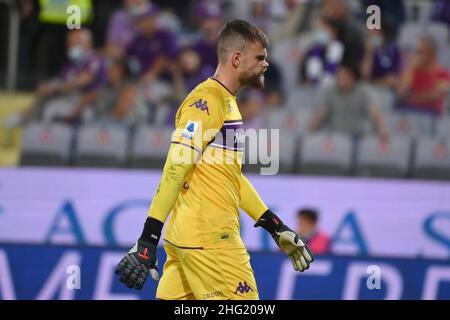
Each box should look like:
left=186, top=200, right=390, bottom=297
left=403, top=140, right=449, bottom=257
left=115, top=217, right=163, bottom=290
left=254, top=209, right=314, bottom=272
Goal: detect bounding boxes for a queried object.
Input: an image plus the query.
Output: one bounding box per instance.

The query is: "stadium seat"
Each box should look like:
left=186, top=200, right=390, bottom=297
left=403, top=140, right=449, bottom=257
left=285, top=85, right=318, bottom=110
left=384, top=111, right=434, bottom=138
left=438, top=42, right=450, bottom=69
left=271, top=39, right=302, bottom=93
left=130, top=125, right=173, bottom=169
left=398, top=22, right=422, bottom=51
left=355, top=135, right=412, bottom=178
left=435, top=116, right=450, bottom=138
left=242, top=129, right=299, bottom=174
left=398, top=22, right=449, bottom=52
left=413, top=137, right=450, bottom=180
left=75, top=124, right=129, bottom=167
left=369, top=85, right=395, bottom=114
left=266, top=109, right=312, bottom=136
left=298, top=132, right=353, bottom=176
left=20, top=122, right=73, bottom=166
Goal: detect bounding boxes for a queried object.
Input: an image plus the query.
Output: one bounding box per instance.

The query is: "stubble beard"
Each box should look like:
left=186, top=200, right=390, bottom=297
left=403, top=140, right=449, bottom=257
left=242, top=72, right=265, bottom=89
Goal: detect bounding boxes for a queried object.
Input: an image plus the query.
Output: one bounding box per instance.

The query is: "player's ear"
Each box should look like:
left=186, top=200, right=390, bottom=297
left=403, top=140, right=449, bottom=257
left=231, top=51, right=241, bottom=68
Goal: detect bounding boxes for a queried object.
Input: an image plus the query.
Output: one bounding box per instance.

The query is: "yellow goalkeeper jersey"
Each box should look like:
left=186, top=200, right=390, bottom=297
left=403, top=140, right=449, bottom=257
left=164, top=77, right=246, bottom=249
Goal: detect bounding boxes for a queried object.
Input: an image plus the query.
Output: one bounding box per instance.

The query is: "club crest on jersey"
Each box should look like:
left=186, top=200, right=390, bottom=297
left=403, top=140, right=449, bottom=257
left=190, top=99, right=210, bottom=115
left=182, top=120, right=199, bottom=140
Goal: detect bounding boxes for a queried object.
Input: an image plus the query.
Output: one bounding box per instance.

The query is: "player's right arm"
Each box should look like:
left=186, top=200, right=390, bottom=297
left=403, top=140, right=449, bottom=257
left=114, top=89, right=224, bottom=290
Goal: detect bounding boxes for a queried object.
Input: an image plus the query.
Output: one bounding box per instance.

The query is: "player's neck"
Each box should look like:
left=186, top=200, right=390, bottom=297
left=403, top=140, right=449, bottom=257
left=212, top=67, right=241, bottom=95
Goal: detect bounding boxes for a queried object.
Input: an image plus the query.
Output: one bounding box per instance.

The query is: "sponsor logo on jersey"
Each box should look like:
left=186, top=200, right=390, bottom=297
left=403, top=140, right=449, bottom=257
left=189, top=99, right=210, bottom=115
left=234, top=281, right=254, bottom=294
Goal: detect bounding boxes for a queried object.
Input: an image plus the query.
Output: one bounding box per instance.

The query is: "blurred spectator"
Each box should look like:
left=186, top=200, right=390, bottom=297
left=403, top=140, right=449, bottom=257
left=296, top=208, right=331, bottom=255
left=239, top=89, right=267, bottom=130
left=191, top=0, right=223, bottom=72
left=30, top=28, right=107, bottom=123
left=430, top=0, right=450, bottom=33
left=397, top=36, right=450, bottom=116
left=308, top=62, right=388, bottom=141
left=171, top=47, right=215, bottom=101
left=360, top=20, right=402, bottom=90
left=105, top=0, right=154, bottom=62
left=35, top=0, right=93, bottom=80
left=299, top=16, right=344, bottom=85
left=109, top=6, right=178, bottom=120
left=322, top=0, right=364, bottom=63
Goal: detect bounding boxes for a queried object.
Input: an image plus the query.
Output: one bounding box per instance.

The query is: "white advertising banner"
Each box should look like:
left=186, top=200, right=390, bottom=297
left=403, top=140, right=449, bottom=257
left=0, top=168, right=449, bottom=259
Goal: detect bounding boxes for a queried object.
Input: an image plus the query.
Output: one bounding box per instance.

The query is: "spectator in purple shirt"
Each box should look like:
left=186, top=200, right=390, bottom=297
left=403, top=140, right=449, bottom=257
left=191, top=0, right=224, bottom=71
left=361, top=20, right=402, bottom=90
left=110, top=6, right=178, bottom=120
left=299, top=16, right=344, bottom=85
left=105, top=0, right=155, bottom=61
left=31, top=28, right=107, bottom=123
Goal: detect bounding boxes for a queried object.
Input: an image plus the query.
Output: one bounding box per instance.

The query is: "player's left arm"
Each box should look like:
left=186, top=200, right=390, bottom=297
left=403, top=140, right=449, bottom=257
left=239, top=174, right=314, bottom=272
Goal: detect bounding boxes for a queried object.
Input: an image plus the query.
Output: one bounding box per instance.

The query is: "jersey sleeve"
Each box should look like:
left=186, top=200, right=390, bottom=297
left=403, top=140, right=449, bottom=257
left=171, top=89, right=225, bottom=155
left=239, top=174, right=269, bottom=221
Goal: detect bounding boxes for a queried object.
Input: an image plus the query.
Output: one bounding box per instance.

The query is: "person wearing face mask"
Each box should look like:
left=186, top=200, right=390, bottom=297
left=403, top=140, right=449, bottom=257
left=299, top=16, right=344, bottom=85
left=28, top=29, right=107, bottom=123
left=35, top=0, right=93, bottom=80
left=105, top=0, right=154, bottom=62
left=361, top=21, right=402, bottom=90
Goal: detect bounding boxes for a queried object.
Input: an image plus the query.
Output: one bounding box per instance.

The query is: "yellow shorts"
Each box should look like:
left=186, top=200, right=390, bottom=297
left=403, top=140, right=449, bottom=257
left=156, top=240, right=259, bottom=300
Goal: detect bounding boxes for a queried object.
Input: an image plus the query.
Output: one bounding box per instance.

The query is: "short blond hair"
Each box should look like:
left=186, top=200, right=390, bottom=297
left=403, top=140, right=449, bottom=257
left=217, top=19, right=269, bottom=63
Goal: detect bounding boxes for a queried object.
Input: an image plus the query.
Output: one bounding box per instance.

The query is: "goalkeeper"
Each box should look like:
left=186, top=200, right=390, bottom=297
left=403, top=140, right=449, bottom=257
left=115, top=20, right=313, bottom=300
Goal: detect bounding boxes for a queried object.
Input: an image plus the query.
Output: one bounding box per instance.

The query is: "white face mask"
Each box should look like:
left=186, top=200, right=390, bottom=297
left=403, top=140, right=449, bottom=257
left=67, top=46, right=85, bottom=62
left=370, top=35, right=384, bottom=49
left=314, top=29, right=331, bottom=45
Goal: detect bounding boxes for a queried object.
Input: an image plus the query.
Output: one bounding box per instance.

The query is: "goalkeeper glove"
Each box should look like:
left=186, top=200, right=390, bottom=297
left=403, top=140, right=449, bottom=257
left=115, top=217, right=163, bottom=290
left=254, top=209, right=314, bottom=272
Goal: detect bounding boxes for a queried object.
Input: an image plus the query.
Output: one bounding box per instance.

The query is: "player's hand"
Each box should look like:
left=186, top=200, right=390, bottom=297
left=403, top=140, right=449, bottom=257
left=115, top=240, right=159, bottom=290
left=254, top=209, right=314, bottom=272
left=272, top=225, right=314, bottom=272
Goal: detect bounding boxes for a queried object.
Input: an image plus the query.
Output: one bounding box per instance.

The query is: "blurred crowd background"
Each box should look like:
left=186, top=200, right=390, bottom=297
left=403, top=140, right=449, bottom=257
left=1, top=0, right=450, bottom=180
